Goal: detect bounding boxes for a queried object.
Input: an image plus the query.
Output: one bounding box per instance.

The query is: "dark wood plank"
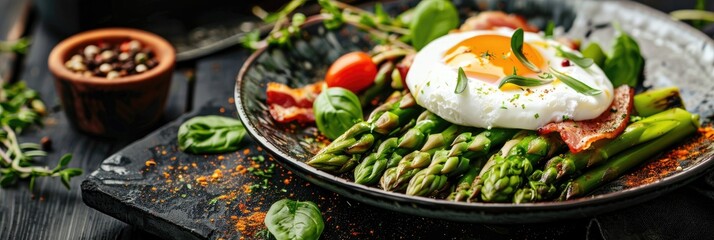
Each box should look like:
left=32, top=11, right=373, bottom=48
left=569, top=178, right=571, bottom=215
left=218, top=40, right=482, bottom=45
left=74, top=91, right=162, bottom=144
left=193, top=46, right=248, bottom=107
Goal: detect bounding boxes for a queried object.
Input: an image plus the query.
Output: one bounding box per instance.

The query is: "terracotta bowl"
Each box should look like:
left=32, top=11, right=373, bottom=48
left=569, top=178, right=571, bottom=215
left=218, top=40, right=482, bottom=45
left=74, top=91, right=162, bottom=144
left=48, top=28, right=175, bottom=138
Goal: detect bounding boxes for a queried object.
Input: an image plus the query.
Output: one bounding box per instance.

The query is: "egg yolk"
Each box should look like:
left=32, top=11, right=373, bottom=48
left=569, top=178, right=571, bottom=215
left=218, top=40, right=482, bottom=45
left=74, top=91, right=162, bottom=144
left=443, top=35, right=546, bottom=84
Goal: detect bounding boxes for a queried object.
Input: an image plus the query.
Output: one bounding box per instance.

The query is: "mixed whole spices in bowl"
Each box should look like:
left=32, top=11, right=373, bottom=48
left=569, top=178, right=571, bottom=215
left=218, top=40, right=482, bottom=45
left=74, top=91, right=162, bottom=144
left=64, top=39, right=159, bottom=79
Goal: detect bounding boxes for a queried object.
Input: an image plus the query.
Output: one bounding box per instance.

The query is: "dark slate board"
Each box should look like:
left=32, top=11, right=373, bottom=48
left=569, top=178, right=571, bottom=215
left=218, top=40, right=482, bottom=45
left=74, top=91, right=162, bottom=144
left=81, top=99, right=590, bottom=240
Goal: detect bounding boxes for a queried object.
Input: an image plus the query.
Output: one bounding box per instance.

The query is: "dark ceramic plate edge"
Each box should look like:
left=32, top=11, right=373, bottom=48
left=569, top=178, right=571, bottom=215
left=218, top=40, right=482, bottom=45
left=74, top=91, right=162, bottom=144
left=234, top=2, right=714, bottom=223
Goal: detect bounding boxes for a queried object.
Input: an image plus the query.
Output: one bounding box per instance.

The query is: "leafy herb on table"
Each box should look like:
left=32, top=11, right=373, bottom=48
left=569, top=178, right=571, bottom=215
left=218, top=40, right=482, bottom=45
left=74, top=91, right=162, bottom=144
left=0, top=38, right=30, bottom=54
left=264, top=199, right=324, bottom=240
left=177, top=115, right=247, bottom=154
left=409, top=0, right=459, bottom=50
left=313, top=87, right=363, bottom=140
left=602, top=26, right=644, bottom=88
left=0, top=81, right=82, bottom=190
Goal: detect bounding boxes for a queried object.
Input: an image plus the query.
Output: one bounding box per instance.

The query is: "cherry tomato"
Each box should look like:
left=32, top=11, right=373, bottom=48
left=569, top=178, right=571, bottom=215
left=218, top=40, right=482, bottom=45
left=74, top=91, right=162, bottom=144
left=325, top=51, right=377, bottom=93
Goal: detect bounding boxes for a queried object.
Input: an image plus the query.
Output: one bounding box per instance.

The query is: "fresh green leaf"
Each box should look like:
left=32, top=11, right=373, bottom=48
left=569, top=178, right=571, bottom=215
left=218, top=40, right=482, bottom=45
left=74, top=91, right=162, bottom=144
left=60, top=172, right=71, bottom=189
left=395, top=9, right=415, bottom=28
left=581, top=43, right=607, bottom=68
left=241, top=30, right=262, bottom=50
left=264, top=199, right=324, bottom=240
left=556, top=46, right=594, bottom=68
left=1, top=172, right=17, bottom=187
left=410, top=0, right=459, bottom=50
left=544, top=21, right=555, bottom=38
left=29, top=175, right=36, bottom=192
left=603, top=29, right=644, bottom=87
left=358, top=14, right=377, bottom=28
left=318, top=0, right=344, bottom=30
left=291, top=13, right=306, bottom=27
left=263, top=0, right=307, bottom=23
left=511, top=28, right=542, bottom=73
left=58, top=154, right=73, bottom=169
left=374, top=3, right=391, bottom=25
left=455, top=67, right=468, bottom=94
left=313, top=87, right=363, bottom=140
left=177, top=115, right=247, bottom=154
left=549, top=67, right=602, bottom=96
left=498, top=75, right=552, bottom=89
left=63, top=168, right=83, bottom=177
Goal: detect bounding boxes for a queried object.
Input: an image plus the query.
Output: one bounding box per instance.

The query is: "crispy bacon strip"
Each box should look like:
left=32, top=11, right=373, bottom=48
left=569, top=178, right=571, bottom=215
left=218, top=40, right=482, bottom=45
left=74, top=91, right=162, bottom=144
left=539, top=85, right=634, bottom=153
left=459, top=11, right=539, bottom=32
left=266, top=81, right=324, bottom=108
left=269, top=104, right=315, bottom=124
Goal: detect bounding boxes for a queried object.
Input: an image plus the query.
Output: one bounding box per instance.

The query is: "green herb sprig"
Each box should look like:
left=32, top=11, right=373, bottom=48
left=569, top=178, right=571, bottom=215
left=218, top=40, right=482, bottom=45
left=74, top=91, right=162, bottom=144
left=0, top=81, right=82, bottom=190
left=0, top=38, right=30, bottom=54
left=511, top=28, right=541, bottom=73
left=549, top=67, right=602, bottom=96
left=245, top=0, right=414, bottom=50
left=454, top=67, right=468, bottom=94
left=556, top=46, right=594, bottom=68
left=498, top=75, right=552, bottom=89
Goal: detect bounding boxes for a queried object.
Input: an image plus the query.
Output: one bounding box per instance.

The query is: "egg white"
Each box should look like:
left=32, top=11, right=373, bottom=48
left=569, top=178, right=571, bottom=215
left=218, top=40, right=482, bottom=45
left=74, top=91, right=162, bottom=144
left=406, top=28, right=614, bottom=130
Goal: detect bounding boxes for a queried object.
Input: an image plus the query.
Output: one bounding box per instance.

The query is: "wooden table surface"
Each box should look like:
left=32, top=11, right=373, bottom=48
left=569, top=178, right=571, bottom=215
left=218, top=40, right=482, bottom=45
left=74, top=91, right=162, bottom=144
left=1, top=1, right=714, bottom=240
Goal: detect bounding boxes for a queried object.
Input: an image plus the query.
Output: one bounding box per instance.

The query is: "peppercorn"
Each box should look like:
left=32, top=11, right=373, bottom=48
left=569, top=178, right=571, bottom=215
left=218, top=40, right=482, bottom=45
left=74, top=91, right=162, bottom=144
left=63, top=39, right=159, bottom=80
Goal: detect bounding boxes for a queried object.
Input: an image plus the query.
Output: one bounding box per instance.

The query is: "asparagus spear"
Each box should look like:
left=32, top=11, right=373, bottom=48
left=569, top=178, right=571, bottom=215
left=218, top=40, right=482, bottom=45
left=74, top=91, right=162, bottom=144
left=562, top=108, right=699, bottom=199
left=407, top=129, right=519, bottom=197
left=380, top=125, right=461, bottom=191
left=633, top=87, right=684, bottom=117
left=476, top=133, right=564, bottom=202
left=518, top=107, right=689, bottom=202
left=514, top=88, right=688, bottom=203
left=359, top=62, right=394, bottom=106
left=353, top=111, right=449, bottom=185
left=307, top=92, right=421, bottom=173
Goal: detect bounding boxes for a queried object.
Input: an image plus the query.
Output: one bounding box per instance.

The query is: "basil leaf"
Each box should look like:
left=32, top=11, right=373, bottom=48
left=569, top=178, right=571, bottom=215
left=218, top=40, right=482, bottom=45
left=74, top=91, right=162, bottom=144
left=498, top=75, right=552, bottom=89
left=549, top=67, right=602, bottom=96
left=556, top=46, right=594, bottom=68
left=581, top=42, right=606, bottom=68
left=177, top=115, right=247, bottom=154
left=454, top=67, right=468, bottom=94
left=603, top=29, right=644, bottom=87
left=314, top=87, right=363, bottom=140
left=410, top=0, right=459, bottom=50
left=265, top=199, right=324, bottom=240
left=511, top=28, right=541, bottom=73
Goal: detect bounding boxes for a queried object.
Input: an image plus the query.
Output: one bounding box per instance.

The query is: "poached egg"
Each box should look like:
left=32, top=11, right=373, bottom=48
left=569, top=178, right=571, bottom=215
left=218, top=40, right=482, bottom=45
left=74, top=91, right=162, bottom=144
left=406, top=28, right=614, bottom=130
